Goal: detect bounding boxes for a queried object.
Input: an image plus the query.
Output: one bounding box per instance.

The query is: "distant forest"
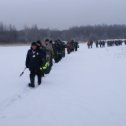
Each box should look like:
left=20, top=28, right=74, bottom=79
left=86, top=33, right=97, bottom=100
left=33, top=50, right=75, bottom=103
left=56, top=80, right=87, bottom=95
left=0, top=23, right=126, bottom=44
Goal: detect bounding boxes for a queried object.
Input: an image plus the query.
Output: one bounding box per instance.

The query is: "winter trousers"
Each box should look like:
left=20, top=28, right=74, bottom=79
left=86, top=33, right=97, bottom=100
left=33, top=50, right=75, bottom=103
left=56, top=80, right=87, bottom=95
left=30, top=69, right=42, bottom=87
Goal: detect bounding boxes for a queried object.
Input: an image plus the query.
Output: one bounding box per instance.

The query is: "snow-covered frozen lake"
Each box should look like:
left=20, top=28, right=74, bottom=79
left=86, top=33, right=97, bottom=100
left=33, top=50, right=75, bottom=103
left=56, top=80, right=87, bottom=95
left=0, top=44, right=126, bottom=126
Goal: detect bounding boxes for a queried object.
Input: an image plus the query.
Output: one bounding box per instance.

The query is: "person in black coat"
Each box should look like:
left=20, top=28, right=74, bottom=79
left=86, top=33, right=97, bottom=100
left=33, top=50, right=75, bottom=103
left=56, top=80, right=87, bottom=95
left=36, top=40, right=47, bottom=77
left=53, top=40, right=62, bottom=63
left=74, top=41, right=79, bottom=51
left=25, top=42, right=44, bottom=88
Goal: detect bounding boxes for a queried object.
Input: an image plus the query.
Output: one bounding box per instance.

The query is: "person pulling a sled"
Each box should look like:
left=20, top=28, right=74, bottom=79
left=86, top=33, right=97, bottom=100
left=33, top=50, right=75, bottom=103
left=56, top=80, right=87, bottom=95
left=25, top=42, right=44, bottom=88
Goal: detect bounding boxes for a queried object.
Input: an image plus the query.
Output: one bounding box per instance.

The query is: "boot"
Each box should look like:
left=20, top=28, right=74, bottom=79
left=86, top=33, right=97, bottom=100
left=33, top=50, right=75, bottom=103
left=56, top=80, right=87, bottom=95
left=38, top=75, right=42, bottom=85
left=28, top=83, right=35, bottom=88
left=29, top=74, right=35, bottom=87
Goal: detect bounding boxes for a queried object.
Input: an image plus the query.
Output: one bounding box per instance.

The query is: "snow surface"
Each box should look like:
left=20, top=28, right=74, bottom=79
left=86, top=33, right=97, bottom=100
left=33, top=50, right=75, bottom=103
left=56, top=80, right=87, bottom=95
left=0, top=44, right=126, bottom=126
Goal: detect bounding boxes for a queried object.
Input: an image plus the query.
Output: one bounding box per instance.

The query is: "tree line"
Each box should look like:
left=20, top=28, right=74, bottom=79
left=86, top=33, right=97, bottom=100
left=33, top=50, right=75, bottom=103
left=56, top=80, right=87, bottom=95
left=0, top=23, right=126, bottom=44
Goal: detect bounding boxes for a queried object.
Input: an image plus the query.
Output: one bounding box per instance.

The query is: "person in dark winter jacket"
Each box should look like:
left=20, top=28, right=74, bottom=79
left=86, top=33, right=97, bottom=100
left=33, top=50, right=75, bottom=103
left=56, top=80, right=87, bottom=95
left=53, top=40, right=62, bottom=63
left=36, top=40, right=46, bottom=61
left=74, top=41, right=79, bottom=51
left=25, top=42, right=44, bottom=88
left=36, top=40, right=47, bottom=77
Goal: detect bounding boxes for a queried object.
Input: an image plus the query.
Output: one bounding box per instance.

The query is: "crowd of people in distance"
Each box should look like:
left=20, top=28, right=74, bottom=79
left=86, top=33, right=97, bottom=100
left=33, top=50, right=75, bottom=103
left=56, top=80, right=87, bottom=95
left=87, top=39, right=126, bottom=48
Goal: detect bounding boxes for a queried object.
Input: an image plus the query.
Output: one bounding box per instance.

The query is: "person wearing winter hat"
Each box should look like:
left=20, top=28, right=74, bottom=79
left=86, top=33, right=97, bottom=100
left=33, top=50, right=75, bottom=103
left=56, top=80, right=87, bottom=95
left=25, top=42, right=43, bottom=88
left=36, top=40, right=47, bottom=77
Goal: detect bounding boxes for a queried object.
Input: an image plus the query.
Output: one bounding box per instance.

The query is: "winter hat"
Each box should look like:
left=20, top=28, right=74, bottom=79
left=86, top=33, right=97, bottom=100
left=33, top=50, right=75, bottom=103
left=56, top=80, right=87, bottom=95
left=31, top=42, right=37, bottom=46
left=45, top=39, right=49, bottom=42
left=50, top=40, right=52, bottom=44
left=36, top=40, right=42, bottom=46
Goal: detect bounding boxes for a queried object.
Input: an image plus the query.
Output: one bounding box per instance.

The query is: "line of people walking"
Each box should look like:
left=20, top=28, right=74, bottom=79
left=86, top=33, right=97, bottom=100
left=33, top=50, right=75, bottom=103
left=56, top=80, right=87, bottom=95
left=25, top=39, right=79, bottom=88
left=66, top=40, right=79, bottom=54
left=87, top=39, right=126, bottom=49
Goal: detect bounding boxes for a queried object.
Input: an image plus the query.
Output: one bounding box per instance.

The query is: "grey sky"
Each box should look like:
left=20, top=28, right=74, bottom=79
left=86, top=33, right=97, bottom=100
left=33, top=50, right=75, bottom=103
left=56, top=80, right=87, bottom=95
left=0, top=0, right=125, bottom=30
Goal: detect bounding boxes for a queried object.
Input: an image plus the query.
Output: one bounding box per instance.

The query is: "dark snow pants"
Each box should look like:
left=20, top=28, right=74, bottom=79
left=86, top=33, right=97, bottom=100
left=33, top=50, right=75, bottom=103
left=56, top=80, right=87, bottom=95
left=30, top=69, right=42, bottom=87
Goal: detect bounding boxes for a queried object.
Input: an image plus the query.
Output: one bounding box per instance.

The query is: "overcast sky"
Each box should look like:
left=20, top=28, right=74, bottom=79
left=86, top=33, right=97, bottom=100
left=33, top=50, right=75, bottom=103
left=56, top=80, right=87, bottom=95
left=0, top=0, right=125, bottom=30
